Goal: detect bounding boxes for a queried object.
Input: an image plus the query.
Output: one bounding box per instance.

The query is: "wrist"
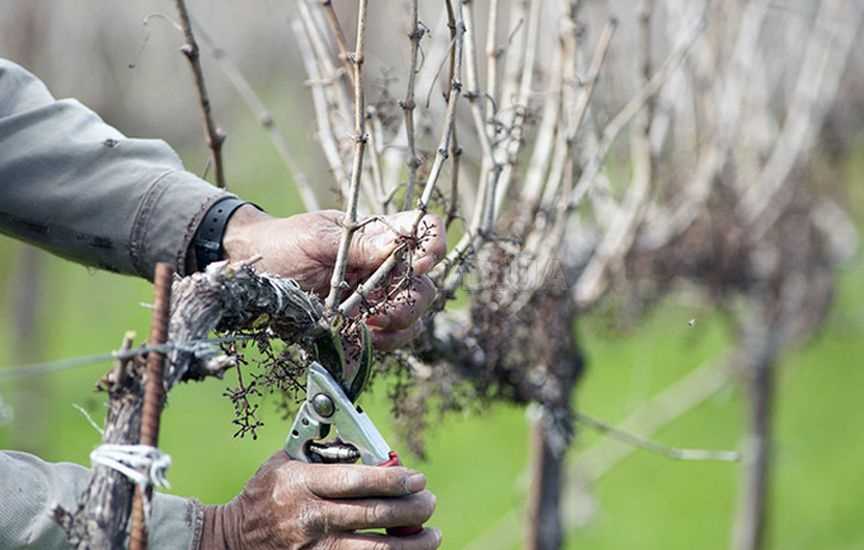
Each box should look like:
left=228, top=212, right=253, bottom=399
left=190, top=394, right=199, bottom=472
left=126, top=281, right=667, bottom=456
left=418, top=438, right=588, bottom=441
left=199, top=503, right=244, bottom=550
left=222, top=204, right=272, bottom=263
left=192, top=198, right=264, bottom=271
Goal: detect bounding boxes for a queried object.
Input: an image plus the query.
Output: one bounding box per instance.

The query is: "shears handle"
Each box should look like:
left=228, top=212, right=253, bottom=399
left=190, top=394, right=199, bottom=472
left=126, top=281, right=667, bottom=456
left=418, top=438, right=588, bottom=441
left=379, top=451, right=424, bottom=537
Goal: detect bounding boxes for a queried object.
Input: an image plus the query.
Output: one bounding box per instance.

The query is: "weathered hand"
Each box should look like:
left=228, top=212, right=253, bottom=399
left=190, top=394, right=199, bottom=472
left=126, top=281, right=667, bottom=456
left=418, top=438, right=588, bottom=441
left=200, top=451, right=441, bottom=550
left=223, top=206, right=446, bottom=350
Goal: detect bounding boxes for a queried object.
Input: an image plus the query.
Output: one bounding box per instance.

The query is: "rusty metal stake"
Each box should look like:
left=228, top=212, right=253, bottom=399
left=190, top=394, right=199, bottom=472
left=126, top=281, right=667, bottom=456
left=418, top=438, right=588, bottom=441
left=129, top=263, right=174, bottom=550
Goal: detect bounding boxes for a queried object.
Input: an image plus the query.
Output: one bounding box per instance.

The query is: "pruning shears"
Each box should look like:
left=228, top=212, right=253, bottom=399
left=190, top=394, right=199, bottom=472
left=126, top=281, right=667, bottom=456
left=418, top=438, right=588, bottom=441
left=284, top=320, right=422, bottom=537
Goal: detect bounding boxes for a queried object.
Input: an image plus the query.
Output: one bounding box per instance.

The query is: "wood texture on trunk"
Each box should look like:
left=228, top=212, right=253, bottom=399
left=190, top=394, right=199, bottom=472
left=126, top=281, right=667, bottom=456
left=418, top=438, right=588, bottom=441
left=54, top=261, right=324, bottom=547
left=526, top=411, right=566, bottom=550
left=730, top=307, right=781, bottom=550
left=732, top=341, right=776, bottom=550
left=523, top=291, right=582, bottom=550
left=53, top=348, right=144, bottom=550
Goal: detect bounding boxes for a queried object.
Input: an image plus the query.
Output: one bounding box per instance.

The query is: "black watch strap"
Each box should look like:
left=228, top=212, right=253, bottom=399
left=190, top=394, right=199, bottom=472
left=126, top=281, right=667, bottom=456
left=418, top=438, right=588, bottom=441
left=193, top=196, right=249, bottom=271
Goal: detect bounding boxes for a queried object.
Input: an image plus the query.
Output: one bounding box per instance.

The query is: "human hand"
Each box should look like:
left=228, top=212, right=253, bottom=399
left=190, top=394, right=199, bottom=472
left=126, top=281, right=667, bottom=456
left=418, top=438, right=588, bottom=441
left=199, top=451, right=441, bottom=550
left=222, top=207, right=446, bottom=350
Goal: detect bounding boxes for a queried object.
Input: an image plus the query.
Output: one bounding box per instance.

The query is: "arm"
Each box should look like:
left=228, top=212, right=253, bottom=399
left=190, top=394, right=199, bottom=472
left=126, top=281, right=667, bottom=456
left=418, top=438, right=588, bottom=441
left=0, top=57, right=447, bottom=345
left=0, top=58, right=445, bottom=550
left=0, top=450, right=440, bottom=550
left=0, top=58, right=230, bottom=279
left=0, top=451, right=196, bottom=550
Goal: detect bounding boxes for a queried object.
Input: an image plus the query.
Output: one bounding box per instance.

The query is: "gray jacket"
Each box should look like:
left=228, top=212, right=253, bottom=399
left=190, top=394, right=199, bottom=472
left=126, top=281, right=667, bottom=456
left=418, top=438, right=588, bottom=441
left=0, top=57, right=232, bottom=279
left=0, top=58, right=230, bottom=548
left=0, top=452, right=198, bottom=549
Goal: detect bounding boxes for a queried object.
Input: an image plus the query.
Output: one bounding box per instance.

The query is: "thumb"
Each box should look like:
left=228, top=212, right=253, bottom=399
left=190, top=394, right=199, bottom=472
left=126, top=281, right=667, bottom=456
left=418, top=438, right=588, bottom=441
left=348, top=229, right=398, bottom=275
left=347, top=212, right=417, bottom=275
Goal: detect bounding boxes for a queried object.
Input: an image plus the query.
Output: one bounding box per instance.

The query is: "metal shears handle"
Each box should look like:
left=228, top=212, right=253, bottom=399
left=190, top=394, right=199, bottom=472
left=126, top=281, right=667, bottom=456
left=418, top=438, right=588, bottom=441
left=284, top=363, right=423, bottom=536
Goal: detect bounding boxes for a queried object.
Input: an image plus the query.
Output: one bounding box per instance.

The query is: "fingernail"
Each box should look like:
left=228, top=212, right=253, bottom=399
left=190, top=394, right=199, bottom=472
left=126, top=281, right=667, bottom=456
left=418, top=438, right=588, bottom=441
left=405, top=473, right=427, bottom=493
left=432, top=528, right=442, bottom=545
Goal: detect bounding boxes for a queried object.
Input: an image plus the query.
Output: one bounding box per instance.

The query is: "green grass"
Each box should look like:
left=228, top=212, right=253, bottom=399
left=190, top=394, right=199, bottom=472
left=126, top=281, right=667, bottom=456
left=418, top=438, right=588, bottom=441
left=1, top=118, right=863, bottom=549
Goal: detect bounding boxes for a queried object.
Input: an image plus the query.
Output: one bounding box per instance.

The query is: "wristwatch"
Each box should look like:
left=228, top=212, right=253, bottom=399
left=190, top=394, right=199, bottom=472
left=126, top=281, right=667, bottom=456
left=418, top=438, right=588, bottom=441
left=192, top=196, right=250, bottom=271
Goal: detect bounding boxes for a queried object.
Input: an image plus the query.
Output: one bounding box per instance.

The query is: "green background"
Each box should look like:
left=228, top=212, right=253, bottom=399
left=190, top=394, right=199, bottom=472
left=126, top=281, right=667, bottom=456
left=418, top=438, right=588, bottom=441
left=1, top=114, right=862, bottom=550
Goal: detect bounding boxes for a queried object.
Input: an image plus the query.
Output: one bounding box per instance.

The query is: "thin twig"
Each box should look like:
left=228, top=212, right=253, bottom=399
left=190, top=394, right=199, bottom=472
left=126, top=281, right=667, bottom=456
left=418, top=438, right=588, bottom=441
left=431, top=0, right=500, bottom=290
left=461, top=0, right=497, bottom=233
left=446, top=130, right=463, bottom=230
left=292, top=18, right=349, bottom=201
left=568, top=9, right=706, bottom=210
left=72, top=404, right=104, bottom=435
left=381, top=9, right=451, bottom=200
left=575, top=412, right=740, bottom=463
left=741, top=0, right=860, bottom=236
left=485, top=0, right=500, bottom=107
left=464, top=358, right=734, bottom=550
left=491, top=0, right=543, bottom=218
left=573, top=5, right=653, bottom=306
left=192, top=18, right=319, bottom=210
left=174, top=0, right=226, bottom=189
left=298, top=2, right=356, bottom=200
left=366, top=107, right=388, bottom=209
left=401, top=0, right=424, bottom=210
left=338, top=0, right=465, bottom=316
left=320, top=0, right=354, bottom=86
left=519, top=40, right=563, bottom=219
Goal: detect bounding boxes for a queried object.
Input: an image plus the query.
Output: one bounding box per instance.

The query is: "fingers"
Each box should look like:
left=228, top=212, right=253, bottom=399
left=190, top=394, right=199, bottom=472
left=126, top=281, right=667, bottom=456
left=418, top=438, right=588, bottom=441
left=349, top=211, right=446, bottom=277
left=325, top=528, right=442, bottom=550
left=409, top=214, right=446, bottom=276
left=302, top=462, right=427, bottom=499
left=370, top=320, right=423, bottom=352
left=366, top=275, right=436, bottom=332
left=319, top=490, right=436, bottom=531
left=326, top=528, right=442, bottom=550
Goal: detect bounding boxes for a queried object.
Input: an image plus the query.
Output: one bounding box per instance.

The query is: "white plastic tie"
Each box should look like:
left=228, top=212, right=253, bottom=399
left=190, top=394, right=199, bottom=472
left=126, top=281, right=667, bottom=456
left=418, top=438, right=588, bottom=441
left=90, top=444, right=172, bottom=525
left=90, top=444, right=172, bottom=489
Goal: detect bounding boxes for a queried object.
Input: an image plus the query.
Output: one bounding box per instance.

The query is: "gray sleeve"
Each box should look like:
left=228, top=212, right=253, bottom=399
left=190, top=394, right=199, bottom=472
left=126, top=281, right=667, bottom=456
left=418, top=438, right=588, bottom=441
left=0, top=450, right=202, bottom=550
left=0, top=58, right=232, bottom=280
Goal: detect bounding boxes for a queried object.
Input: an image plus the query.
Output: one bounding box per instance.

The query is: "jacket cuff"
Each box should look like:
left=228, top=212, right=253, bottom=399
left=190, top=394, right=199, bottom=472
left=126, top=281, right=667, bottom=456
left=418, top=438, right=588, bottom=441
left=149, top=493, right=203, bottom=550
left=129, top=170, right=234, bottom=280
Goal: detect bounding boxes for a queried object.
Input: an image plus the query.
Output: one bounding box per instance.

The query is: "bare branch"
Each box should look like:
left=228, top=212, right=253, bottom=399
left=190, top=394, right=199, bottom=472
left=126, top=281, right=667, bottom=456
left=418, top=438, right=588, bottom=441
left=446, top=129, right=463, bottom=230
left=573, top=4, right=654, bottom=306
left=320, top=0, right=354, bottom=86
left=366, top=106, right=388, bottom=209
left=292, top=18, right=350, bottom=201
left=466, top=358, right=735, bottom=550
left=491, top=0, right=543, bottom=218
left=485, top=0, right=500, bottom=107
left=574, top=412, right=740, bottom=463
left=53, top=333, right=142, bottom=550
left=741, top=0, right=861, bottom=236
left=400, top=0, right=424, bottom=210
left=192, top=19, right=319, bottom=210
left=325, top=0, right=370, bottom=311
left=338, top=0, right=465, bottom=316
left=519, top=41, right=563, bottom=219
left=298, top=2, right=355, bottom=199
left=567, top=8, right=705, bottom=210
